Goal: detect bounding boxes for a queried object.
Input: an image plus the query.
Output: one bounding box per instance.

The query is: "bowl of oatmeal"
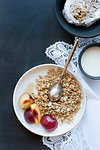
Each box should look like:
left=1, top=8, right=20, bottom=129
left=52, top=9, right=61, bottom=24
left=13, top=64, right=86, bottom=136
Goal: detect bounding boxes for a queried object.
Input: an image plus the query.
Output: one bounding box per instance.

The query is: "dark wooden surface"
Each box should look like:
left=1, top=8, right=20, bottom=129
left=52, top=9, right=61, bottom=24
left=0, top=0, right=74, bottom=149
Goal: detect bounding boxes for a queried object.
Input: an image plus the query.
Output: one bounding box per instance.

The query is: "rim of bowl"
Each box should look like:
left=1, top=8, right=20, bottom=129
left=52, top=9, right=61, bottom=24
left=78, top=43, right=100, bottom=80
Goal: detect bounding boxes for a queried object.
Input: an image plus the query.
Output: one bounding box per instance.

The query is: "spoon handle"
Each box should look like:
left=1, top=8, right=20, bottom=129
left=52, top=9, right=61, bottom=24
left=60, top=39, right=79, bottom=81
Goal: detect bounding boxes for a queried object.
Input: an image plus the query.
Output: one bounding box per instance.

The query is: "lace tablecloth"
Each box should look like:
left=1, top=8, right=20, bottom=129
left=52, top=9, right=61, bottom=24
left=42, top=35, right=100, bottom=150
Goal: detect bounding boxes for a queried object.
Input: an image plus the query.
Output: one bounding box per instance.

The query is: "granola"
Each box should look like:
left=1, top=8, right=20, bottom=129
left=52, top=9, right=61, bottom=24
left=74, top=6, right=87, bottom=21
left=32, top=68, right=83, bottom=123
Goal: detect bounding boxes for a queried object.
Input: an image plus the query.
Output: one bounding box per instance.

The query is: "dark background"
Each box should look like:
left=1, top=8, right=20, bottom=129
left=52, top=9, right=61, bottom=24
left=0, top=0, right=73, bottom=149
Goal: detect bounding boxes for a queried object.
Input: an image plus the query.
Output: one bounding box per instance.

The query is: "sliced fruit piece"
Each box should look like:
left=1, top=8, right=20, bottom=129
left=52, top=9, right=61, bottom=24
left=19, top=92, right=33, bottom=110
left=30, top=103, right=41, bottom=124
left=24, top=109, right=35, bottom=123
left=41, top=114, right=58, bottom=131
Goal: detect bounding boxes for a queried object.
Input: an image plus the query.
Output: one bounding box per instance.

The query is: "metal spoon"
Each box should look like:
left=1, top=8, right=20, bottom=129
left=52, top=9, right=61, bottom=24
left=48, top=39, right=79, bottom=102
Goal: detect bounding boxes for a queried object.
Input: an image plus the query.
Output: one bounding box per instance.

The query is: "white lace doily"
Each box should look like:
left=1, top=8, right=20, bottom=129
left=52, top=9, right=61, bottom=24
left=43, top=121, right=90, bottom=150
left=43, top=35, right=100, bottom=150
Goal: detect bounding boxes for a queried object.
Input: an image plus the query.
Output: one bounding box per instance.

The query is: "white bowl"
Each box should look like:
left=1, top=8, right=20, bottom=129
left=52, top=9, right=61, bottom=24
left=13, top=64, right=86, bottom=137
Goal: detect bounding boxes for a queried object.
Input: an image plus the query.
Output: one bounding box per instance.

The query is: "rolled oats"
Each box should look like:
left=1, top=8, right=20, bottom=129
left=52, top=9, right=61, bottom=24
left=32, top=68, right=83, bottom=123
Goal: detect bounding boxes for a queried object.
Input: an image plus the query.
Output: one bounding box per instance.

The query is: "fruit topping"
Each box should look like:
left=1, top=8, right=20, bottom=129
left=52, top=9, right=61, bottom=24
left=30, top=103, right=41, bottom=125
left=24, top=109, right=35, bottom=123
left=41, top=114, right=58, bottom=131
left=19, top=93, right=33, bottom=110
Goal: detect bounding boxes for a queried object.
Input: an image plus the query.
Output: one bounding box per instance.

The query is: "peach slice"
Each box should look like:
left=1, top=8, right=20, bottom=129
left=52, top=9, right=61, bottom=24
left=19, top=92, right=33, bottom=110
left=30, top=103, right=41, bottom=125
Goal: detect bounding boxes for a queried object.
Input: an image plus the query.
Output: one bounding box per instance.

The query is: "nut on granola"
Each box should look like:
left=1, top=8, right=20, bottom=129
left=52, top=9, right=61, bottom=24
left=74, top=6, right=87, bottom=21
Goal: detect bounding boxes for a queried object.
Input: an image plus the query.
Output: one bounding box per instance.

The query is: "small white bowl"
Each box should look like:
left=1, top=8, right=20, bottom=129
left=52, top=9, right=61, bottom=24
left=78, top=43, right=100, bottom=80
left=13, top=64, right=86, bottom=137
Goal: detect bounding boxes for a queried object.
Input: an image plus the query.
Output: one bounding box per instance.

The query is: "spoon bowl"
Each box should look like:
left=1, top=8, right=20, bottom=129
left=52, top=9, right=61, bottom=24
left=49, top=83, right=62, bottom=102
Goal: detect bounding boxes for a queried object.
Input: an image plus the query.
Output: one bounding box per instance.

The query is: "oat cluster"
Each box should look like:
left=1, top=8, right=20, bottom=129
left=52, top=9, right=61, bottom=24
left=32, top=68, right=83, bottom=123
left=74, top=6, right=87, bottom=21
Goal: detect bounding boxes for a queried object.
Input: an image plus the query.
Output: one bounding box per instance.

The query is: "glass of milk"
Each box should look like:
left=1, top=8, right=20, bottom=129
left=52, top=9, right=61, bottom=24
left=78, top=43, right=100, bottom=80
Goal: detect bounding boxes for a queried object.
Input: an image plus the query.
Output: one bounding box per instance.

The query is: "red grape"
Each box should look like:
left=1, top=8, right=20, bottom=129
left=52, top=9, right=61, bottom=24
left=24, top=109, right=35, bottom=123
left=41, top=114, right=58, bottom=131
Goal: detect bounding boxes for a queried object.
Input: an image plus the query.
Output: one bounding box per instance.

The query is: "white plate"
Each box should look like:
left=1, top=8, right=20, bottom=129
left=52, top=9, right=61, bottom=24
left=13, top=64, right=86, bottom=137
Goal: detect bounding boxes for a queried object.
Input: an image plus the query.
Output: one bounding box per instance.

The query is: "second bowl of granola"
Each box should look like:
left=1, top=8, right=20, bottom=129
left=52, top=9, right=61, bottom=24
left=55, top=0, right=100, bottom=37
left=13, top=64, right=86, bottom=136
